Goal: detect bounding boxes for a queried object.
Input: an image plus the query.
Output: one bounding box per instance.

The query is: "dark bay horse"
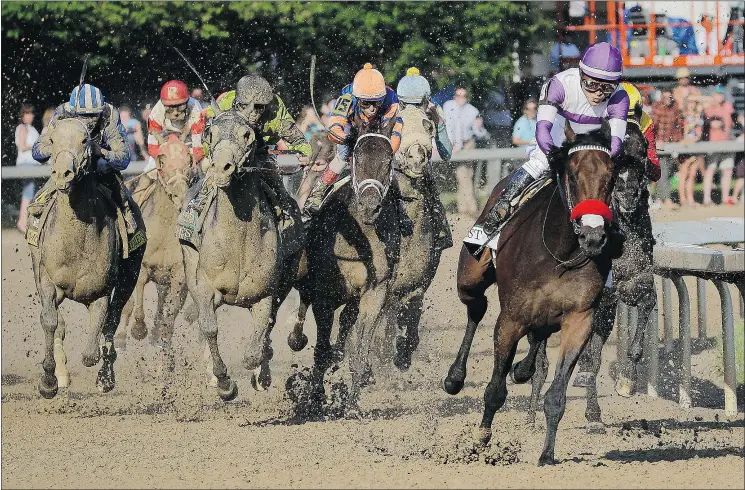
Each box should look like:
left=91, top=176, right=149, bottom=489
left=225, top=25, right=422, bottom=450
left=287, top=117, right=401, bottom=413
left=444, top=124, right=620, bottom=465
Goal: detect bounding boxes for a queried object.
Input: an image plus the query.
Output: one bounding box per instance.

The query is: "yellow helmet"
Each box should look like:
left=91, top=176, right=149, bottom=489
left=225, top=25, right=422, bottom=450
left=352, top=63, right=387, bottom=101
left=620, top=81, right=643, bottom=118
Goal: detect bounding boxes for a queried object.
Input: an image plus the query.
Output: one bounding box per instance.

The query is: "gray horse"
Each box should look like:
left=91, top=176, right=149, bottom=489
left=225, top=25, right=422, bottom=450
left=181, top=109, right=301, bottom=401
left=116, top=133, right=194, bottom=355
left=287, top=117, right=401, bottom=413
left=28, top=118, right=145, bottom=398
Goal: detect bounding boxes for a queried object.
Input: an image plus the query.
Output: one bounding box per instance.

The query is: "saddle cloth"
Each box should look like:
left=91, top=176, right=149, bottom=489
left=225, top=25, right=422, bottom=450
left=463, top=177, right=553, bottom=251
left=26, top=184, right=146, bottom=259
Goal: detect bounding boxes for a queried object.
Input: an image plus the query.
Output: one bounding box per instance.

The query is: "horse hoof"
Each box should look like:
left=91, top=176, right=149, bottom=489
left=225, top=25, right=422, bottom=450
left=96, top=372, right=115, bottom=394
left=472, top=426, right=492, bottom=447
left=441, top=375, right=464, bottom=395
left=287, top=332, right=308, bottom=352
left=251, top=370, right=272, bottom=391
left=393, top=350, right=412, bottom=371
left=131, top=320, right=148, bottom=341
left=586, top=422, right=607, bottom=434
left=218, top=380, right=238, bottom=402
left=38, top=376, right=58, bottom=399
left=573, top=371, right=594, bottom=388
left=537, top=454, right=556, bottom=466
left=615, top=377, right=635, bottom=398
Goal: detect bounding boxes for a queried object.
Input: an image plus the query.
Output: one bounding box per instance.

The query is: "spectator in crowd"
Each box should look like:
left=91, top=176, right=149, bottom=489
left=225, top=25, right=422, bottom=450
left=732, top=112, right=744, bottom=204
left=677, top=96, right=705, bottom=207
left=512, top=98, right=537, bottom=147
left=320, top=97, right=336, bottom=127
left=443, top=87, right=490, bottom=216
left=549, top=39, right=581, bottom=72
left=140, top=103, right=153, bottom=128
left=481, top=88, right=513, bottom=148
left=119, top=105, right=148, bottom=161
left=673, top=68, right=700, bottom=108
left=14, top=103, right=40, bottom=233
left=297, top=105, right=325, bottom=140
left=191, top=87, right=208, bottom=109
left=651, top=87, right=685, bottom=209
left=702, top=85, right=735, bottom=205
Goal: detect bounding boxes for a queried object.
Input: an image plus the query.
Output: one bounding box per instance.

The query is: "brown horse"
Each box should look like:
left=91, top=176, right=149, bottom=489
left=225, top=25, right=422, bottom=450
left=28, top=118, right=144, bottom=398
left=286, top=117, right=400, bottom=413
left=117, top=133, right=194, bottom=354
left=443, top=124, right=620, bottom=465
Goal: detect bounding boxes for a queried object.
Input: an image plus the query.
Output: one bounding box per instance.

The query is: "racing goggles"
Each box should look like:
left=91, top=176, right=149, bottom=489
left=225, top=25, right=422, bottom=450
left=236, top=102, right=267, bottom=114
left=580, top=75, right=618, bottom=96
left=164, top=103, right=188, bottom=117
left=359, top=99, right=383, bottom=109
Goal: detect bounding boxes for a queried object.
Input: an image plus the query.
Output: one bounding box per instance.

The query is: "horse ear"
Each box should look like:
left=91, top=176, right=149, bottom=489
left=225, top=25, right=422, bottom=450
left=564, top=120, right=576, bottom=142
left=382, top=114, right=398, bottom=139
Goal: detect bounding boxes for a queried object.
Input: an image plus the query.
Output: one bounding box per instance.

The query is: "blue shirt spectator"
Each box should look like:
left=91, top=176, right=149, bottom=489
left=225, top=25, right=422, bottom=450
left=512, top=99, right=538, bottom=147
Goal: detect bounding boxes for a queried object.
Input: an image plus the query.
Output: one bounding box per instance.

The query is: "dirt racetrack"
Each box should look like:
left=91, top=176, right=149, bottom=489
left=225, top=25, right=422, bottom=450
left=2, top=205, right=744, bottom=489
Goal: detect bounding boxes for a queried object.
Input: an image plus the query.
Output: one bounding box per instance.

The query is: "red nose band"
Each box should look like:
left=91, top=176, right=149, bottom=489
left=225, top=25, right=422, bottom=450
left=570, top=199, right=613, bottom=221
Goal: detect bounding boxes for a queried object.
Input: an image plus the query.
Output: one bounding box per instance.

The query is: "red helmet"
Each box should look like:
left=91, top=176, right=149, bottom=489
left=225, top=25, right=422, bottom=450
left=160, top=80, right=189, bottom=106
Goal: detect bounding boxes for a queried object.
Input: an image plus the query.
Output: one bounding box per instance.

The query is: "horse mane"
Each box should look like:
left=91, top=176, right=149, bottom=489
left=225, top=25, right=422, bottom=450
left=618, top=121, right=648, bottom=170
left=548, top=121, right=611, bottom=173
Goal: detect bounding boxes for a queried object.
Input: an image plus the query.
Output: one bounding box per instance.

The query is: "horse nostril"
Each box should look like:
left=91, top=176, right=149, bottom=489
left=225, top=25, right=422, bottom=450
left=223, top=163, right=233, bottom=172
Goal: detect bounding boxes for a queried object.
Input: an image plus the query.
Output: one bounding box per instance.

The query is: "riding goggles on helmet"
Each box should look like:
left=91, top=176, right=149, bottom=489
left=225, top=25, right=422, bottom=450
left=580, top=74, right=618, bottom=96
left=359, top=99, right=383, bottom=109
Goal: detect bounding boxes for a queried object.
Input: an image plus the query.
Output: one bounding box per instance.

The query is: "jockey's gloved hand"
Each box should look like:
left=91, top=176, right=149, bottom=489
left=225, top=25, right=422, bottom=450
left=91, top=142, right=105, bottom=160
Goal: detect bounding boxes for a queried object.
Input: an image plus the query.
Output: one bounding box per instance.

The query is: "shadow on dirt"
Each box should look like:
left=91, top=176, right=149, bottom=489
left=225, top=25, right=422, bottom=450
left=603, top=446, right=743, bottom=463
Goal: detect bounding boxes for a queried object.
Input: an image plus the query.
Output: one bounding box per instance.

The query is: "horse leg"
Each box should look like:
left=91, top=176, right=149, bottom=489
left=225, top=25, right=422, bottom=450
left=347, top=287, right=389, bottom=414
left=38, top=270, right=61, bottom=399
left=155, top=278, right=187, bottom=373
left=246, top=296, right=278, bottom=392
left=394, top=290, right=425, bottom=371
left=332, top=298, right=359, bottom=363
left=628, top=274, right=656, bottom=364
left=54, top=315, right=70, bottom=389
left=526, top=339, right=548, bottom=427
left=151, top=282, right=168, bottom=348
left=375, top=302, right=396, bottom=366
left=116, top=293, right=134, bottom=352
left=97, top=247, right=144, bottom=393
left=474, top=313, right=525, bottom=446
left=130, top=270, right=148, bottom=341
left=538, top=309, right=594, bottom=466
left=287, top=289, right=311, bottom=352
left=445, top=246, right=495, bottom=395
left=511, top=330, right=547, bottom=384
left=197, top=289, right=236, bottom=402
left=310, top=300, right=336, bottom=405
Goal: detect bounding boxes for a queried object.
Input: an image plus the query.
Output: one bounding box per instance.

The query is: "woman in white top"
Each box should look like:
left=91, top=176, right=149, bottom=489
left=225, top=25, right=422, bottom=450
left=15, top=104, right=40, bottom=233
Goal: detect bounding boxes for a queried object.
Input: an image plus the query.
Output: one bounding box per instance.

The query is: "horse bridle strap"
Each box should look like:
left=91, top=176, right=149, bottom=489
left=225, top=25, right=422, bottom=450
left=567, top=144, right=611, bottom=156
left=351, top=133, right=394, bottom=200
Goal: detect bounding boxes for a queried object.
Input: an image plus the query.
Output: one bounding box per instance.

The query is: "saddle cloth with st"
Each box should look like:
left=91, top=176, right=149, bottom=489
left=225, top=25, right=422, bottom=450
left=176, top=173, right=305, bottom=260
left=463, top=177, right=553, bottom=251
left=25, top=176, right=146, bottom=259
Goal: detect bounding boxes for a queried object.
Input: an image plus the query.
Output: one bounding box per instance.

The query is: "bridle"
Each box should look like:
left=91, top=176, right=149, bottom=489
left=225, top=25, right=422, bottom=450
left=351, top=133, right=394, bottom=201
left=53, top=118, right=95, bottom=179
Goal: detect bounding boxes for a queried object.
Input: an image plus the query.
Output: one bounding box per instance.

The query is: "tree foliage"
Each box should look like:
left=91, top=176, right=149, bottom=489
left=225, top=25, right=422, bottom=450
left=1, top=1, right=552, bottom=165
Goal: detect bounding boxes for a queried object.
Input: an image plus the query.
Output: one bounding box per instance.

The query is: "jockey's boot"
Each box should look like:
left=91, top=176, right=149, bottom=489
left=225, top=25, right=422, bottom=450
left=301, top=178, right=333, bottom=223
left=100, top=172, right=137, bottom=235
left=482, top=167, right=535, bottom=236
left=432, top=197, right=453, bottom=251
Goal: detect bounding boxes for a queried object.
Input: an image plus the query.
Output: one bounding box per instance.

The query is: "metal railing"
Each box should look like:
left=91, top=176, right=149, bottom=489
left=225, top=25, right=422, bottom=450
left=3, top=140, right=741, bottom=181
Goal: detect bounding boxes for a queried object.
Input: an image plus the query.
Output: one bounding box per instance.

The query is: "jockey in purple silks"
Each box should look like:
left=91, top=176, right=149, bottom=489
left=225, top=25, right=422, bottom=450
left=482, top=42, right=630, bottom=235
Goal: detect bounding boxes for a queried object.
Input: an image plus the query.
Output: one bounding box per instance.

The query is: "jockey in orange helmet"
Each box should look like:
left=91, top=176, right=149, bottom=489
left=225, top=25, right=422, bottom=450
left=301, top=63, right=403, bottom=221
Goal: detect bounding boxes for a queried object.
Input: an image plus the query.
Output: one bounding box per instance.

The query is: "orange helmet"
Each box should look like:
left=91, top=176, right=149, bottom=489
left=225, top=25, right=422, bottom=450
left=160, top=80, right=189, bottom=106
left=352, top=63, right=386, bottom=101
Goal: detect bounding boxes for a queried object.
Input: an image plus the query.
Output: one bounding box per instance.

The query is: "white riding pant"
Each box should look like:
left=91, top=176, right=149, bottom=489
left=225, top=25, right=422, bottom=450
left=143, top=156, right=157, bottom=172
left=328, top=143, right=352, bottom=175
left=520, top=143, right=551, bottom=179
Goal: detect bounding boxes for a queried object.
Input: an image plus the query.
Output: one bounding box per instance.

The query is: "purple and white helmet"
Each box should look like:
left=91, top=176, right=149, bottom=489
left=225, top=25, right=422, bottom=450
left=579, top=42, right=623, bottom=82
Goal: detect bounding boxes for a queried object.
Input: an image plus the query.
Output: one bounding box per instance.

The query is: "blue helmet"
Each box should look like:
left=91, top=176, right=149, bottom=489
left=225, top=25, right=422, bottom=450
left=69, top=84, right=105, bottom=115
left=396, top=67, right=431, bottom=104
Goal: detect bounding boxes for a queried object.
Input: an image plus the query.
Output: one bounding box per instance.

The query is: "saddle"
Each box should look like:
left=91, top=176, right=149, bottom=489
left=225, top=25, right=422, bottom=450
left=26, top=182, right=146, bottom=260
left=463, top=177, right=553, bottom=251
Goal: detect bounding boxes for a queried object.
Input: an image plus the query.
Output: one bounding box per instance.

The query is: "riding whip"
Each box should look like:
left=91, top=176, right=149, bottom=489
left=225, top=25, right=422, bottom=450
left=78, top=54, right=90, bottom=88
